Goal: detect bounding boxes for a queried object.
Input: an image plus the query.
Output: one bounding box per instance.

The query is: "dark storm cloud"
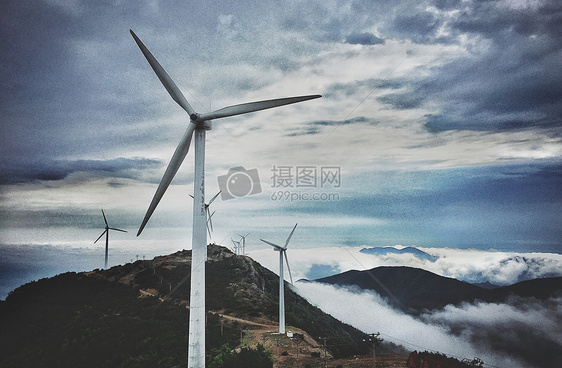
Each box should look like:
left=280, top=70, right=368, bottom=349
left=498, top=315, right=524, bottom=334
left=311, top=117, right=371, bottom=126
left=377, top=92, right=424, bottom=110
left=286, top=117, right=373, bottom=136
left=0, top=157, right=161, bottom=185
left=389, top=11, right=445, bottom=44
left=345, top=32, right=385, bottom=45
left=324, top=77, right=405, bottom=100
left=0, top=1, right=233, bottom=168
left=383, top=0, right=562, bottom=132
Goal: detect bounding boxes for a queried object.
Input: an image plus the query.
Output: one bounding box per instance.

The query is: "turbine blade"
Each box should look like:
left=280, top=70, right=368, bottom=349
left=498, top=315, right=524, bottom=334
left=137, top=123, right=197, bottom=236
left=207, top=210, right=215, bottom=232
left=109, top=228, right=128, bottom=233
left=102, top=209, right=108, bottom=227
left=260, top=239, right=284, bottom=251
left=197, top=95, right=321, bottom=121
left=285, top=223, right=298, bottom=248
left=206, top=222, right=212, bottom=238
left=130, top=30, right=196, bottom=117
left=208, top=191, right=221, bottom=206
left=94, top=230, right=107, bottom=244
left=284, top=251, right=293, bottom=285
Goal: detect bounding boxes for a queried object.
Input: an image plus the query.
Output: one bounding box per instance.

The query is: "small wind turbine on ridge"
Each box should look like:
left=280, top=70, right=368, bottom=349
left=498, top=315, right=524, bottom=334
left=191, top=190, right=221, bottom=238
left=238, top=232, right=250, bottom=255
left=260, top=223, right=297, bottom=334
left=130, top=29, right=320, bottom=368
left=94, top=209, right=127, bottom=269
left=231, top=238, right=241, bottom=255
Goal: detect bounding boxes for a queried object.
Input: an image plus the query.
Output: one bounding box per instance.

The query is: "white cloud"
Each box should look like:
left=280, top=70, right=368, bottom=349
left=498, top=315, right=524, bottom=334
left=294, top=282, right=537, bottom=367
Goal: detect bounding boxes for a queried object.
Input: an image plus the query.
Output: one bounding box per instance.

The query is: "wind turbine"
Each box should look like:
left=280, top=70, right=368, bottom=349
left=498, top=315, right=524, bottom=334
left=260, top=223, right=297, bottom=334
left=94, top=209, right=127, bottom=269
left=130, top=30, right=320, bottom=368
left=238, top=232, right=250, bottom=255
left=231, top=238, right=241, bottom=255
left=191, top=191, right=221, bottom=238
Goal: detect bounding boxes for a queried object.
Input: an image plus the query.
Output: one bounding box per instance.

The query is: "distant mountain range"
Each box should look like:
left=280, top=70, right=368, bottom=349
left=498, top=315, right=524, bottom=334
left=360, top=246, right=438, bottom=262
left=313, top=266, right=562, bottom=314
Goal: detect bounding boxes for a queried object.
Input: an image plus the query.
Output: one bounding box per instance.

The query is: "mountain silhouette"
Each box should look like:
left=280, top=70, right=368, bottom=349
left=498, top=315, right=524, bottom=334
left=360, top=246, right=438, bottom=262
left=314, top=266, right=562, bottom=314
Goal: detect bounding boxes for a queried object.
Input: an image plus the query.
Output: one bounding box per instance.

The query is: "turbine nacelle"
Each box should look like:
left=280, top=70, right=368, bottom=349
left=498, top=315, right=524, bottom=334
left=94, top=209, right=127, bottom=243
left=94, top=209, right=127, bottom=269
left=192, top=117, right=212, bottom=130
left=260, top=223, right=297, bottom=285
left=260, top=239, right=285, bottom=252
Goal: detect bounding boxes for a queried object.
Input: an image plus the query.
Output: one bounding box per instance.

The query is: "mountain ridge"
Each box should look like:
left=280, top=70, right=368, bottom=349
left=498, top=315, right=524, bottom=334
left=312, top=265, right=562, bottom=314
left=360, top=246, right=438, bottom=262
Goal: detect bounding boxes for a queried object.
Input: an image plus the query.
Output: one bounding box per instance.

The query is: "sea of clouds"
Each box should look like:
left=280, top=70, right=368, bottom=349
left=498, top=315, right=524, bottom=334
left=293, top=282, right=561, bottom=368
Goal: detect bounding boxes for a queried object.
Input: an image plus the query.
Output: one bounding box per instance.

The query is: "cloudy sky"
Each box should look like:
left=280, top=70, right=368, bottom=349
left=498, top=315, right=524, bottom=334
left=1, top=0, right=561, bottom=297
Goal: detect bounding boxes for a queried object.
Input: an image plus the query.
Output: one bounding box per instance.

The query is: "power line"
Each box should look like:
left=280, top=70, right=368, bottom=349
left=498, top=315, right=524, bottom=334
left=318, top=337, right=329, bottom=368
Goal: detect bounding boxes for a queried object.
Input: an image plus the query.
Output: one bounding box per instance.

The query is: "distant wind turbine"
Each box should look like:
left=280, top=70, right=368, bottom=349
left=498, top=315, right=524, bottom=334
left=238, top=232, right=250, bottom=255
left=231, top=238, right=241, bottom=255
left=191, top=191, right=221, bottom=238
left=130, top=29, right=320, bottom=368
left=94, top=209, right=127, bottom=269
left=260, top=223, right=297, bottom=334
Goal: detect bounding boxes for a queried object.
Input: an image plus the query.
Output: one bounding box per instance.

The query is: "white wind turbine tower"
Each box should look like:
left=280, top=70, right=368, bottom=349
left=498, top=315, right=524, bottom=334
left=94, top=209, right=127, bottom=269
left=238, top=232, right=250, bottom=255
left=260, top=223, right=297, bottom=334
left=130, top=30, right=320, bottom=368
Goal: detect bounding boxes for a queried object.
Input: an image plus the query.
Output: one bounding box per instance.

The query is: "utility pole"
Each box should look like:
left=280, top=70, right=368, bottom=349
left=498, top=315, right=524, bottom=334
left=318, top=337, right=329, bottom=368
left=364, top=332, right=383, bottom=368
left=292, top=333, right=304, bottom=368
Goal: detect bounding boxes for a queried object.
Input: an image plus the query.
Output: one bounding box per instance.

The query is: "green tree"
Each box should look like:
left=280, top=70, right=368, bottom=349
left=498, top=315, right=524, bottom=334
left=207, top=344, right=273, bottom=368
